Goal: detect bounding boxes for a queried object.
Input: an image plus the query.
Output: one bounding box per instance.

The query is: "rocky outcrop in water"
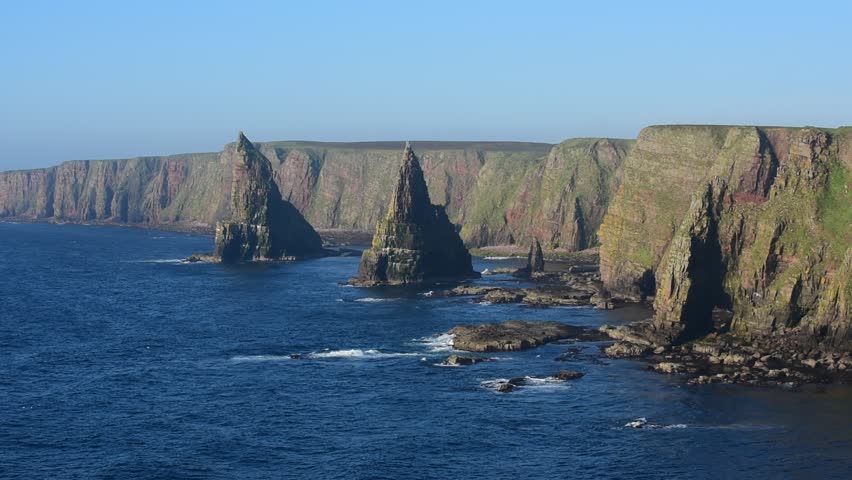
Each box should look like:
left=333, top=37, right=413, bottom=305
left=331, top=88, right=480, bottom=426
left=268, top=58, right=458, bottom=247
left=351, top=143, right=478, bottom=285
left=213, top=133, right=323, bottom=262
left=599, top=126, right=852, bottom=352
left=449, top=320, right=605, bottom=352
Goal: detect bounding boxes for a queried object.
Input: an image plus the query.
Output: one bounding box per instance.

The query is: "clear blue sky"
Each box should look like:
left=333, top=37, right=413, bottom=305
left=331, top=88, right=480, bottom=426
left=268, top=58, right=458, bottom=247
left=1, top=0, right=850, bottom=169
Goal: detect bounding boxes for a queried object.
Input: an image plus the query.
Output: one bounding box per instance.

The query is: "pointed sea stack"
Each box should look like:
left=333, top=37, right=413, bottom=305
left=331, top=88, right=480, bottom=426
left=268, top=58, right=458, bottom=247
left=213, top=132, right=323, bottom=262
left=352, top=142, right=478, bottom=285
left=526, top=238, right=545, bottom=273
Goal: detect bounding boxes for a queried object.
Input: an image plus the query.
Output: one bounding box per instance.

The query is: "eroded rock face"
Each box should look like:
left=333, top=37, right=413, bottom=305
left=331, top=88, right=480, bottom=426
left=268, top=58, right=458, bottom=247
left=214, top=133, right=322, bottom=262
left=600, top=126, right=852, bottom=349
left=352, top=143, right=477, bottom=285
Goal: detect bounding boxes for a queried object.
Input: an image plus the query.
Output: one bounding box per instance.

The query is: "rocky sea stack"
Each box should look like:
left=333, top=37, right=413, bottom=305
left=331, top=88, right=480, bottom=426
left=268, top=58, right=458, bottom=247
left=525, top=237, right=545, bottom=273
left=213, top=132, right=323, bottom=263
left=352, top=142, right=478, bottom=285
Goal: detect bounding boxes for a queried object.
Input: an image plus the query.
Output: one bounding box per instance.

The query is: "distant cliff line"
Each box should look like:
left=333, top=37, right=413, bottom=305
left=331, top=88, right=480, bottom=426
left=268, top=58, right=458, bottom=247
left=0, top=138, right=631, bottom=250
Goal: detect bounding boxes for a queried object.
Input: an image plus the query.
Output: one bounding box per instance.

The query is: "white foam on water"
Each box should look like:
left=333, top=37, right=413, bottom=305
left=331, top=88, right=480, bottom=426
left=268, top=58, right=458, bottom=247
left=484, top=256, right=520, bottom=260
left=480, top=378, right=511, bottom=389
left=132, top=258, right=186, bottom=264
left=307, top=349, right=417, bottom=359
left=230, top=355, right=292, bottom=362
left=414, top=333, right=456, bottom=352
left=354, top=297, right=398, bottom=303
left=480, top=375, right=572, bottom=393
left=521, top=375, right=565, bottom=386
left=625, top=417, right=648, bottom=428
left=419, top=290, right=435, bottom=297
left=624, top=417, right=688, bottom=430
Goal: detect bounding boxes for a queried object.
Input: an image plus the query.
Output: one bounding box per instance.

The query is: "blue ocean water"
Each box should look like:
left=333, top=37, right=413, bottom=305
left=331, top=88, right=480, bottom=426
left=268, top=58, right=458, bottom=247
left=1, top=222, right=851, bottom=479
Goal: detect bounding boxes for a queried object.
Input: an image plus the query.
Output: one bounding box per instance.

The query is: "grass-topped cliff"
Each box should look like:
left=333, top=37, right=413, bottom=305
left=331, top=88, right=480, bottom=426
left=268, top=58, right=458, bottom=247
left=0, top=138, right=632, bottom=250
left=599, top=125, right=851, bottom=348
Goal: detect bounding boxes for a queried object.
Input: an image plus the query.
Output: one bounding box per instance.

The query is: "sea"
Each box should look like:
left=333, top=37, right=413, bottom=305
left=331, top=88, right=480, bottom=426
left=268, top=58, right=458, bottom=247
left=2, top=222, right=851, bottom=479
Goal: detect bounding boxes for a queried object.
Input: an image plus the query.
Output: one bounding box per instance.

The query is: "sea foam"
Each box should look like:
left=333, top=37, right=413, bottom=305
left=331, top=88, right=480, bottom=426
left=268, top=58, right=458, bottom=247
left=230, top=354, right=293, bottom=362
left=414, top=333, right=456, bottom=352
left=307, top=349, right=417, bottom=359
left=353, top=297, right=397, bottom=303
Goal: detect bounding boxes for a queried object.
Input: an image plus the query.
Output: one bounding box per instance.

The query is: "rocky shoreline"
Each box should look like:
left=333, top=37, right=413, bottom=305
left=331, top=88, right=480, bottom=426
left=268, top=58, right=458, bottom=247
left=434, top=252, right=622, bottom=310
left=600, top=322, right=852, bottom=389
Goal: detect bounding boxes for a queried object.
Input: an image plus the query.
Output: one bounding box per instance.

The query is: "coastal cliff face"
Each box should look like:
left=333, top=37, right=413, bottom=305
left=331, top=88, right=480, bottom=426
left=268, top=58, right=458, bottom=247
left=0, top=139, right=631, bottom=249
left=461, top=138, right=631, bottom=250
left=213, top=133, right=322, bottom=262
left=600, top=126, right=852, bottom=348
left=353, top=143, right=476, bottom=285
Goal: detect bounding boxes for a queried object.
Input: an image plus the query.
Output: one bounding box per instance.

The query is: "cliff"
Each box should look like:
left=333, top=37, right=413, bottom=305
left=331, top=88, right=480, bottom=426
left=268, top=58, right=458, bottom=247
left=352, top=143, right=477, bottom=285
left=0, top=138, right=631, bottom=249
left=599, top=125, right=852, bottom=348
left=213, top=133, right=322, bottom=262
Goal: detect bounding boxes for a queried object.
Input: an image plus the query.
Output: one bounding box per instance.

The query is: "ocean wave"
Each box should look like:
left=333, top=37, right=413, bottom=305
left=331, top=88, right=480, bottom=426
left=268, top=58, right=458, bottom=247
left=354, top=297, right=398, bottom=303
left=414, top=333, right=455, bottom=352
left=520, top=375, right=566, bottom=386
left=307, top=349, right=417, bottom=359
left=480, top=378, right=511, bottom=389
left=624, top=418, right=687, bottom=430
left=484, top=256, right=521, bottom=260
left=131, top=258, right=186, bottom=264
left=230, top=354, right=293, bottom=362
left=480, top=376, right=570, bottom=392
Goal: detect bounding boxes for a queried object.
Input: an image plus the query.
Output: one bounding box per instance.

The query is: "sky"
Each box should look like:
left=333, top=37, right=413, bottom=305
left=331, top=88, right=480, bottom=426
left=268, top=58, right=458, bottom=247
left=1, top=0, right=851, bottom=170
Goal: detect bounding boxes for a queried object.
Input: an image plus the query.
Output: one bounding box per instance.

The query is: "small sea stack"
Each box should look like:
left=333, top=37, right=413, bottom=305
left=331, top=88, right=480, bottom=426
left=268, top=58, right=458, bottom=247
left=351, top=142, right=478, bottom=285
left=525, top=237, right=545, bottom=273
left=213, top=132, right=323, bottom=263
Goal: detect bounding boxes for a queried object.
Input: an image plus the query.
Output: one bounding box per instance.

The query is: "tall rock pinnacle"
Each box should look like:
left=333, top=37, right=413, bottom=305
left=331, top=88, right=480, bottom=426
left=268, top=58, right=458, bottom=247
left=213, top=132, right=323, bottom=262
left=352, top=142, right=478, bottom=285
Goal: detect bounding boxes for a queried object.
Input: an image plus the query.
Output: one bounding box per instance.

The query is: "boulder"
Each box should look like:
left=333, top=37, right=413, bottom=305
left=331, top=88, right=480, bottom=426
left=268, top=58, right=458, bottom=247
left=441, top=355, right=492, bottom=366
left=604, top=341, right=650, bottom=358
left=554, top=370, right=584, bottom=381
left=654, top=362, right=685, bottom=374
left=495, top=383, right=515, bottom=393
